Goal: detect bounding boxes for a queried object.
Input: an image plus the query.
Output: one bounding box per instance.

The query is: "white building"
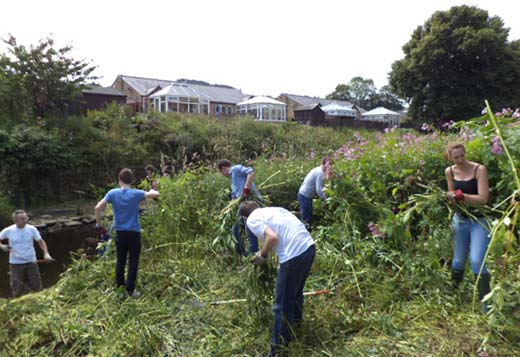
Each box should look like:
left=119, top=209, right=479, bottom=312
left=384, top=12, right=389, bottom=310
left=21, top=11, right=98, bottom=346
left=362, top=107, right=401, bottom=127
left=237, top=96, right=287, bottom=122
left=321, top=103, right=357, bottom=117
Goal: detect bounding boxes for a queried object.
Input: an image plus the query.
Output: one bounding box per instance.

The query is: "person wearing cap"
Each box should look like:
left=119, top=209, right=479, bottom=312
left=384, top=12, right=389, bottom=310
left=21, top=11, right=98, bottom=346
left=239, top=200, right=316, bottom=356
left=0, top=210, right=53, bottom=297
left=217, top=159, right=261, bottom=255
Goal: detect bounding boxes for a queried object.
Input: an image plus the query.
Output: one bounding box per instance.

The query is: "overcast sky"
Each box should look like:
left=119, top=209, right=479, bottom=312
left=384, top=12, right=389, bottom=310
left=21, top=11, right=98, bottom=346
left=1, top=0, right=519, bottom=97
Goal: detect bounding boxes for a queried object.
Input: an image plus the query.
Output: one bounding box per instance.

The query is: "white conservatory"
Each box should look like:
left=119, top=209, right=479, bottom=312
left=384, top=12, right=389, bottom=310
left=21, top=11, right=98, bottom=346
left=237, top=96, right=286, bottom=122
left=151, top=84, right=211, bottom=114
left=321, top=103, right=357, bottom=117
left=362, top=107, right=400, bottom=127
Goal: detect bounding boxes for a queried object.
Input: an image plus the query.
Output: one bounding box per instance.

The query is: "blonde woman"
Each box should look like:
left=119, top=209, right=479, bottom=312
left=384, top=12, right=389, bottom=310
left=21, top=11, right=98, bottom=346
left=445, top=143, right=491, bottom=312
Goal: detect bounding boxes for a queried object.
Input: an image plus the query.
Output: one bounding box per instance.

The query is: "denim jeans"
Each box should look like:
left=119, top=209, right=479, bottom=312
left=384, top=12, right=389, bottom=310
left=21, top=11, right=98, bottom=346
left=298, top=193, right=313, bottom=228
left=115, top=230, right=142, bottom=293
left=452, top=215, right=490, bottom=274
left=271, top=244, right=316, bottom=354
left=233, top=216, right=258, bottom=255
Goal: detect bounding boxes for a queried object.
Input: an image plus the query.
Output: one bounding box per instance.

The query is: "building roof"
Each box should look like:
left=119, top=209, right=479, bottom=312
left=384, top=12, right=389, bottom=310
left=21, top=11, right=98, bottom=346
left=150, top=84, right=211, bottom=100
left=237, top=96, right=286, bottom=106
left=114, top=75, right=246, bottom=104
left=362, top=107, right=399, bottom=116
left=294, top=103, right=321, bottom=111
left=83, top=85, right=127, bottom=96
left=280, top=93, right=365, bottom=112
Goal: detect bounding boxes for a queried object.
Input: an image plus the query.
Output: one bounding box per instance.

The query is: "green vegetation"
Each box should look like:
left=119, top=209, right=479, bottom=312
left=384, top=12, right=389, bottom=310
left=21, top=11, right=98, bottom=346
left=389, top=5, right=520, bottom=123
left=0, top=106, right=518, bottom=356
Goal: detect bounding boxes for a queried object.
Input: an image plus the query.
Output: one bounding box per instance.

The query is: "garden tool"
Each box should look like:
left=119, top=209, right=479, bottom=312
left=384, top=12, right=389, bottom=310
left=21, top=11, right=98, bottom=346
left=190, top=288, right=332, bottom=308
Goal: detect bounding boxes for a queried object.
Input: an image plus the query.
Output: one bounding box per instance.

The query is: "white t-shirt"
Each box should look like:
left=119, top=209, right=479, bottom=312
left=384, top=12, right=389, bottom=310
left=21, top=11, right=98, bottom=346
left=0, top=224, right=42, bottom=264
left=246, top=207, right=315, bottom=264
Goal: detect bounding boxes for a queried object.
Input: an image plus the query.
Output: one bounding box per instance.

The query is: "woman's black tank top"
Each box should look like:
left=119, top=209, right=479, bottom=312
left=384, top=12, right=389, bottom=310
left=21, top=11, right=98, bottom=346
left=451, top=165, right=481, bottom=218
left=451, top=165, right=480, bottom=195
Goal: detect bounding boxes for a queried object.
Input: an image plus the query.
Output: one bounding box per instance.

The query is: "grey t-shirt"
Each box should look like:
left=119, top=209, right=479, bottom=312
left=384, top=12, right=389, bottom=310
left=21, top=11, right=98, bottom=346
left=298, top=166, right=326, bottom=199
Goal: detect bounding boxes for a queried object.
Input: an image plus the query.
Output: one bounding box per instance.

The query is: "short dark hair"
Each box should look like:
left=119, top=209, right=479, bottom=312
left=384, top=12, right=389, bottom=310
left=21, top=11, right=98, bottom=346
left=238, top=201, right=260, bottom=218
left=118, top=168, right=135, bottom=185
left=217, top=159, right=232, bottom=170
left=12, top=209, right=27, bottom=221
left=322, top=157, right=332, bottom=165
left=145, top=164, right=155, bottom=172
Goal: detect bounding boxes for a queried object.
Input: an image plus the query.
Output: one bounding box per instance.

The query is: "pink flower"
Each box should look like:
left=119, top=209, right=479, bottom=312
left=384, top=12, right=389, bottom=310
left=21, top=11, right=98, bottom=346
left=459, top=126, right=474, bottom=142
left=491, top=135, right=503, bottom=155
left=442, top=120, right=455, bottom=130
left=368, top=222, right=386, bottom=239
left=323, top=158, right=335, bottom=179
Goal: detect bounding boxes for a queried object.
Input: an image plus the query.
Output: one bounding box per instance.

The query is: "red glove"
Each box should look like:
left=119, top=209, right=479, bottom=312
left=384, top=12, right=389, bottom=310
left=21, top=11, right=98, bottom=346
left=96, top=225, right=108, bottom=236
left=454, top=189, right=464, bottom=202
left=242, top=187, right=251, bottom=197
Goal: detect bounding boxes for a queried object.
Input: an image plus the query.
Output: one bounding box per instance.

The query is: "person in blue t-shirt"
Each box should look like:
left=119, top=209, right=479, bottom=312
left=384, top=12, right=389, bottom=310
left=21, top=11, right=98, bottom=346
left=95, top=168, right=159, bottom=298
left=217, top=159, right=261, bottom=256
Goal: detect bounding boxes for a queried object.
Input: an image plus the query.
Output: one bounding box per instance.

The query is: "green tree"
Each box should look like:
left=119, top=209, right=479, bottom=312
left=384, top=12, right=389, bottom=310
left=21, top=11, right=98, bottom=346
left=327, top=77, right=377, bottom=109
left=326, top=83, right=352, bottom=102
left=389, top=5, right=520, bottom=122
left=0, top=35, right=97, bottom=119
left=368, top=85, right=404, bottom=111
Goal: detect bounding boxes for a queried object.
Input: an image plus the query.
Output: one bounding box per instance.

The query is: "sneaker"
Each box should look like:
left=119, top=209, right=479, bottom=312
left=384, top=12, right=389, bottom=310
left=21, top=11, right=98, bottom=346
left=129, top=290, right=141, bottom=299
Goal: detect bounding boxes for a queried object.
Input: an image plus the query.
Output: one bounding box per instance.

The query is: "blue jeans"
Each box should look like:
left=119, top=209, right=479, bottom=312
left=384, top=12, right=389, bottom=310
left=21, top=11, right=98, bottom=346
left=298, top=193, right=313, bottom=227
left=452, top=215, right=490, bottom=274
left=233, top=216, right=258, bottom=255
left=271, top=244, right=316, bottom=353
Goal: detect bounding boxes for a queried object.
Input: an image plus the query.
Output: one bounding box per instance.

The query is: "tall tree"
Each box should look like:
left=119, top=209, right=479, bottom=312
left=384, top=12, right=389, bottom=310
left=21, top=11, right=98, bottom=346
left=327, top=77, right=403, bottom=111
left=0, top=35, right=97, bottom=118
left=326, top=77, right=377, bottom=109
left=389, top=5, right=520, bottom=122
left=368, top=85, right=404, bottom=111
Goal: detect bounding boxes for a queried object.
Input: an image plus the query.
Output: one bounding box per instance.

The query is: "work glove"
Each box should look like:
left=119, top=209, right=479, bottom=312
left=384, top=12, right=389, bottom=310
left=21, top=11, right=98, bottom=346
left=95, top=225, right=108, bottom=236
left=43, top=252, right=53, bottom=261
left=0, top=244, right=9, bottom=252
left=250, top=251, right=267, bottom=265
left=454, top=189, right=464, bottom=202
left=242, top=187, right=251, bottom=198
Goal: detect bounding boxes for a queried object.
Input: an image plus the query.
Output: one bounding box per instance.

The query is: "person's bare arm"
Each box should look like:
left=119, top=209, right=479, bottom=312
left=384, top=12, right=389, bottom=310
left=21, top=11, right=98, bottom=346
left=145, top=189, right=160, bottom=199
left=36, top=239, right=49, bottom=255
left=445, top=167, right=456, bottom=203
left=36, top=239, right=53, bottom=259
left=463, top=166, right=489, bottom=206
left=245, top=171, right=256, bottom=189
left=95, top=199, right=108, bottom=227
left=445, top=167, right=455, bottom=191
left=259, top=226, right=278, bottom=258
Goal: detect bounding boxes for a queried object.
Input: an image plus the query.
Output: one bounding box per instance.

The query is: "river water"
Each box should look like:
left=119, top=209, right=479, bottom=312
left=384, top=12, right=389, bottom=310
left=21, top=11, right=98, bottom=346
left=0, top=224, right=98, bottom=298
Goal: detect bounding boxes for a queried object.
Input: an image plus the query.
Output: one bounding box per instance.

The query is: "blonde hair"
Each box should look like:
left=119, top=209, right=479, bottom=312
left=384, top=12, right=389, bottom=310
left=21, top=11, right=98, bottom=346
left=445, top=142, right=465, bottom=160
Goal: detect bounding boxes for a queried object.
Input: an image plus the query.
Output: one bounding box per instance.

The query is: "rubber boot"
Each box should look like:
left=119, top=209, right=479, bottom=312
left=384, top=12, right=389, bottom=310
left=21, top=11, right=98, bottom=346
left=451, top=269, right=464, bottom=288
left=476, top=273, right=491, bottom=314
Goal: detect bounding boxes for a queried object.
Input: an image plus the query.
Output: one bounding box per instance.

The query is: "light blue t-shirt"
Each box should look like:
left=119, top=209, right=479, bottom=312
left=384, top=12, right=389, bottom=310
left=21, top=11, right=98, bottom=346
left=298, top=166, right=326, bottom=199
left=230, top=165, right=260, bottom=199
left=246, top=207, right=315, bottom=264
left=104, top=188, right=146, bottom=232
left=0, top=224, right=42, bottom=264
